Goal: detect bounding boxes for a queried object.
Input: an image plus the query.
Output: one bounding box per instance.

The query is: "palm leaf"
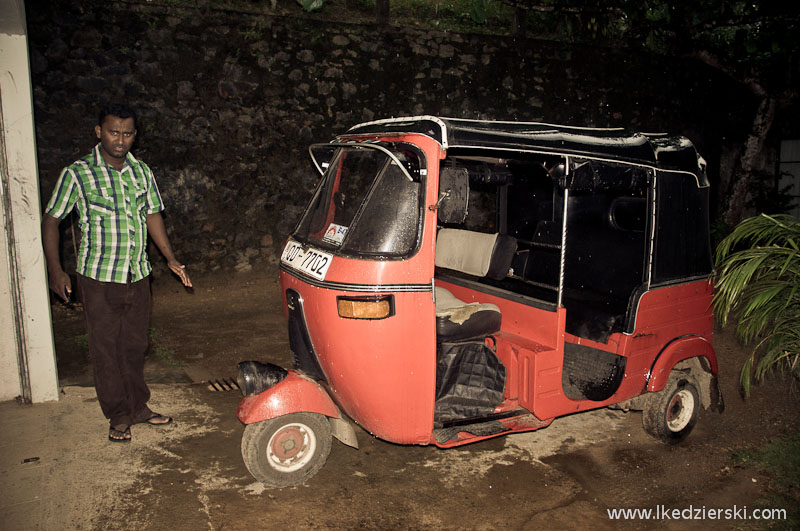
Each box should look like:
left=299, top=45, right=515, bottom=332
left=713, top=214, right=800, bottom=396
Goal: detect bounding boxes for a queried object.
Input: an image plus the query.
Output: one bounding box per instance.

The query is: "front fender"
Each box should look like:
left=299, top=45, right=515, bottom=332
left=237, top=370, right=340, bottom=424
left=647, top=335, right=718, bottom=393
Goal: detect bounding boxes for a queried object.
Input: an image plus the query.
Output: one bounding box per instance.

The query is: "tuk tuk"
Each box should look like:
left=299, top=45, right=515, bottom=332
left=236, top=116, right=724, bottom=488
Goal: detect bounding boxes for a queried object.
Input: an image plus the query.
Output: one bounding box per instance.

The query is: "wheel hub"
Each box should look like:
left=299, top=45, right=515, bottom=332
left=666, top=388, right=695, bottom=432
left=266, top=423, right=318, bottom=472
left=274, top=428, right=302, bottom=458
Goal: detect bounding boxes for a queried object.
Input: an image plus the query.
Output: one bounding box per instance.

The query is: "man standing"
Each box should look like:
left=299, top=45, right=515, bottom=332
left=42, top=103, right=192, bottom=443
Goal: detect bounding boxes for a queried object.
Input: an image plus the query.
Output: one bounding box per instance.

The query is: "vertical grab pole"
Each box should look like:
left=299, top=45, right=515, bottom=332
left=557, top=159, right=569, bottom=309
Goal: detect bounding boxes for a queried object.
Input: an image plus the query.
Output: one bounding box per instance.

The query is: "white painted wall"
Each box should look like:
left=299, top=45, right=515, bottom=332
left=0, top=0, right=59, bottom=403
left=0, top=143, right=19, bottom=400
left=779, top=139, right=800, bottom=220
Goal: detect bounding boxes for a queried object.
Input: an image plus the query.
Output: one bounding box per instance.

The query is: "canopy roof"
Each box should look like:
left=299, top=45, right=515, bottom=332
left=344, top=116, right=706, bottom=183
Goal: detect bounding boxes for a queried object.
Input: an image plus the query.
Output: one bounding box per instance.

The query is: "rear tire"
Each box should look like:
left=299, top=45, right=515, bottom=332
left=241, top=413, right=332, bottom=488
left=642, top=377, right=700, bottom=445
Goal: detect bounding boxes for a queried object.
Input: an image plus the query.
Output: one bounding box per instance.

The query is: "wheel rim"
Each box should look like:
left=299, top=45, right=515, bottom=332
left=666, top=388, right=696, bottom=432
left=266, top=422, right=318, bottom=473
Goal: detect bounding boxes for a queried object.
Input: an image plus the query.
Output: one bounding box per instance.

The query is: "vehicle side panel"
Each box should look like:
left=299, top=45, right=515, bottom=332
left=548, top=279, right=715, bottom=417
left=283, top=269, right=436, bottom=444
left=627, top=279, right=716, bottom=386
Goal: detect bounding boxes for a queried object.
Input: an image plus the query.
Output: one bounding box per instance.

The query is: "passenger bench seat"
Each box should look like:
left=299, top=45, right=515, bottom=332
left=434, top=229, right=516, bottom=342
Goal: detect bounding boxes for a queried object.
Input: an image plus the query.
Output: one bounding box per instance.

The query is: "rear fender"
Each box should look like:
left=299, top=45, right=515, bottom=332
left=237, top=370, right=340, bottom=424
left=646, top=336, right=724, bottom=412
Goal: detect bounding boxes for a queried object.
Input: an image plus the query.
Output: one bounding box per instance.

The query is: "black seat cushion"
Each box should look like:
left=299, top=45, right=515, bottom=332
left=435, top=287, right=501, bottom=342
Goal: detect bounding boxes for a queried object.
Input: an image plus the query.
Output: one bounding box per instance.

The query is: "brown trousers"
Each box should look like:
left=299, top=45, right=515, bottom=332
left=78, top=274, right=154, bottom=427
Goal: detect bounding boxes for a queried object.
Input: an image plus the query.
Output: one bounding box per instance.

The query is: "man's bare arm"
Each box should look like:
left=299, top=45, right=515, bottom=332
left=42, top=214, right=71, bottom=302
left=146, top=212, right=192, bottom=287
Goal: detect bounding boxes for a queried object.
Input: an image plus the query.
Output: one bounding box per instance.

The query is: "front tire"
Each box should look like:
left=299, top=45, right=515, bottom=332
left=241, top=413, right=332, bottom=488
left=642, top=377, right=700, bottom=445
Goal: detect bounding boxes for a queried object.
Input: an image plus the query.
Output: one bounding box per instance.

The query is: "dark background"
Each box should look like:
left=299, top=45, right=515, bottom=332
left=27, top=1, right=766, bottom=274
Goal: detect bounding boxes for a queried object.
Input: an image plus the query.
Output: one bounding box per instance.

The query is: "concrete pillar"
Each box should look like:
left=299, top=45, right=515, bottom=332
left=0, top=0, right=59, bottom=403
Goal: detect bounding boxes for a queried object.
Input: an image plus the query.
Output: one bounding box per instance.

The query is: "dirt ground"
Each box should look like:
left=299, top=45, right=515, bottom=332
left=48, top=267, right=799, bottom=530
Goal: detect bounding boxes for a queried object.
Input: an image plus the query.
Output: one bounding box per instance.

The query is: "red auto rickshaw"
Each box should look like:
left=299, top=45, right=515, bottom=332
left=236, top=116, right=724, bottom=487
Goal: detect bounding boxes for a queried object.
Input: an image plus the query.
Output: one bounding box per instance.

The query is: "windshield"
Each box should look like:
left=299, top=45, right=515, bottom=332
left=293, top=144, right=425, bottom=258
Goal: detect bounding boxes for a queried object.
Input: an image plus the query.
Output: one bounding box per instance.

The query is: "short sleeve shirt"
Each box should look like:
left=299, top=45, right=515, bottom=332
left=45, top=144, right=164, bottom=283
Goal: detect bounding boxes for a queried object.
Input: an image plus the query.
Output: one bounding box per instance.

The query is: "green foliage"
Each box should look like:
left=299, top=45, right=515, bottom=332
left=153, top=345, right=185, bottom=366
left=637, top=0, right=799, bottom=80
left=147, top=328, right=184, bottom=366
left=385, top=0, right=511, bottom=30
left=731, top=433, right=800, bottom=488
left=297, top=0, right=326, bottom=12
left=485, top=0, right=799, bottom=84
left=710, top=217, right=732, bottom=249
left=72, top=334, right=89, bottom=350
left=469, top=0, right=489, bottom=24
left=745, top=170, right=799, bottom=216
left=762, top=433, right=800, bottom=492
left=136, top=0, right=799, bottom=66
left=241, top=19, right=266, bottom=41
left=644, top=1, right=670, bottom=23
left=303, top=0, right=514, bottom=31
left=713, top=214, right=800, bottom=396
left=730, top=432, right=800, bottom=527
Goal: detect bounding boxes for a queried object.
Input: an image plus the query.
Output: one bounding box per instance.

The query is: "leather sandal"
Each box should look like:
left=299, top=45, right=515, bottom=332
left=144, top=413, right=173, bottom=426
left=109, top=424, right=132, bottom=443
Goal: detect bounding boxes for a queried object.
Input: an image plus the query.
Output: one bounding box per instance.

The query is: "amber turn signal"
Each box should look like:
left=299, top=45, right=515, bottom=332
left=337, top=295, right=394, bottom=319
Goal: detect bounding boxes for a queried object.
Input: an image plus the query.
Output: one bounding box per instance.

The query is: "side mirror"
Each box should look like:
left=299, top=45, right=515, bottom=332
left=437, top=167, right=469, bottom=224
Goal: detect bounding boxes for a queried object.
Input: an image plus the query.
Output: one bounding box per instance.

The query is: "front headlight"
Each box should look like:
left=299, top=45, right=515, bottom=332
left=237, top=361, right=288, bottom=397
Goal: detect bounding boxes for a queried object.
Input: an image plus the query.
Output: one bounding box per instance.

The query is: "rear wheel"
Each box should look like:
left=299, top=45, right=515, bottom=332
left=241, top=413, right=332, bottom=488
left=642, top=377, right=700, bottom=445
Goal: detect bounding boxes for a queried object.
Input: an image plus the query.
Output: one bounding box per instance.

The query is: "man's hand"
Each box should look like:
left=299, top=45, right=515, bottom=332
left=48, top=269, right=72, bottom=303
left=167, top=259, right=192, bottom=288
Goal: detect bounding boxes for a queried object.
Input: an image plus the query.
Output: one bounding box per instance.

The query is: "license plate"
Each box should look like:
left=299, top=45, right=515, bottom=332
left=281, top=240, right=333, bottom=281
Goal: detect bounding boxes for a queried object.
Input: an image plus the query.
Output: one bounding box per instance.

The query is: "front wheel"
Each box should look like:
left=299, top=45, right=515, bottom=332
left=642, top=377, right=700, bottom=445
left=241, top=412, right=332, bottom=488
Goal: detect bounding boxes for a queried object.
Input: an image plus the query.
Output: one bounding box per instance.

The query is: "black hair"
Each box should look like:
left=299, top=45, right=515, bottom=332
left=98, top=103, right=138, bottom=129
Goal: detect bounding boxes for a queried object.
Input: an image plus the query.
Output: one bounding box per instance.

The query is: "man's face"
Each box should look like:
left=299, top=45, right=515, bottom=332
left=95, top=115, right=136, bottom=166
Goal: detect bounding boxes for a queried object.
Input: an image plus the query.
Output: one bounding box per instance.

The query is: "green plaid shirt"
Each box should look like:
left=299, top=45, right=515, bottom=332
left=45, top=144, right=165, bottom=283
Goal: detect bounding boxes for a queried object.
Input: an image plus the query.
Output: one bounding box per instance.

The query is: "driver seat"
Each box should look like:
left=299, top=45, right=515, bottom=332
left=435, top=286, right=501, bottom=342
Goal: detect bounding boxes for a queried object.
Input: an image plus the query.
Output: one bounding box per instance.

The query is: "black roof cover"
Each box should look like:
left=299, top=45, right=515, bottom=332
left=345, top=116, right=706, bottom=184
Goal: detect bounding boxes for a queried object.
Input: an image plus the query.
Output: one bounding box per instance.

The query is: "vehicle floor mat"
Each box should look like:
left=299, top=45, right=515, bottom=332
left=433, top=420, right=509, bottom=444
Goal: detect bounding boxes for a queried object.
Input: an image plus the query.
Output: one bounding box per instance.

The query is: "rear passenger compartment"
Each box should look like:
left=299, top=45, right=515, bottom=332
left=433, top=153, right=653, bottom=416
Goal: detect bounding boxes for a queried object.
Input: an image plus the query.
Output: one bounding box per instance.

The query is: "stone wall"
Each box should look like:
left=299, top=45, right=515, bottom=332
left=27, top=1, right=755, bottom=273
